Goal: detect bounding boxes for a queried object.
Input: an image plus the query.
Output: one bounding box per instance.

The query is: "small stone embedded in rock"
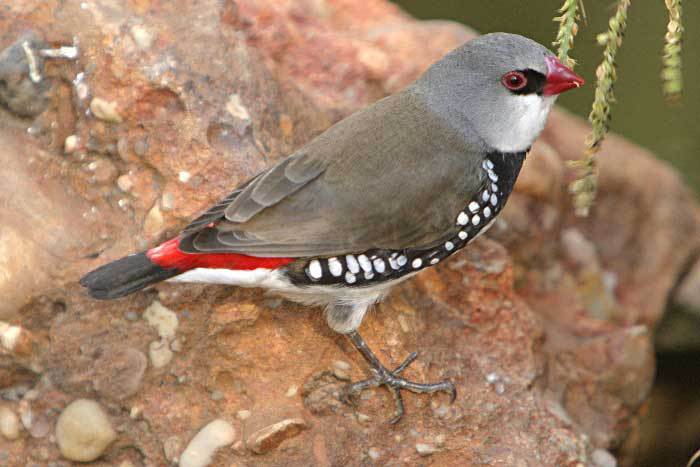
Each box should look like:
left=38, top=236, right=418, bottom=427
left=285, top=385, right=298, bottom=397
left=236, top=410, right=251, bottom=420
left=143, top=204, right=164, bottom=237
left=55, top=399, right=117, bottom=462
left=368, top=447, right=381, bottom=460
left=246, top=418, right=307, bottom=454
left=332, top=360, right=351, bottom=380
left=178, top=171, right=191, bottom=183
left=0, top=406, right=20, bottom=440
left=179, top=419, right=236, bottom=467
left=163, top=435, right=183, bottom=463
left=88, top=158, right=118, bottom=184
left=64, top=135, right=79, bottom=154
left=415, top=443, right=439, bottom=456
left=143, top=300, right=178, bottom=339
left=89, top=97, right=123, bottom=123
left=591, top=448, right=617, bottom=467
left=225, top=93, right=250, bottom=122
left=130, top=25, right=154, bottom=49
left=149, top=339, right=173, bottom=368
left=117, top=174, right=134, bottom=192
left=0, top=33, right=50, bottom=117
left=93, top=347, right=147, bottom=400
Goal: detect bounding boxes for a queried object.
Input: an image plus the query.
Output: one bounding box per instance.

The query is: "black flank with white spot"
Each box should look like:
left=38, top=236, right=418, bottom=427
left=286, top=150, right=526, bottom=287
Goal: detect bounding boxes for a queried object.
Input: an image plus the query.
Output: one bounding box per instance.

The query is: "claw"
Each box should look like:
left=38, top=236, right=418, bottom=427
left=345, top=331, right=456, bottom=424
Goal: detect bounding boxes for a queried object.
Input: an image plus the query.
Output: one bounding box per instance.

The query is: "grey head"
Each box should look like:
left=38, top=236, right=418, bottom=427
left=413, top=32, right=584, bottom=153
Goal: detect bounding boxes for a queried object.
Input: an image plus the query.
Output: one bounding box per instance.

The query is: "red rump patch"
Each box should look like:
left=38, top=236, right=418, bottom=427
left=147, top=237, right=293, bottom=271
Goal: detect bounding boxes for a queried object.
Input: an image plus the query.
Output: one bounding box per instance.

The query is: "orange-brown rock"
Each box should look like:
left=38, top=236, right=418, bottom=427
left=0, top=1, right=698, bottom=466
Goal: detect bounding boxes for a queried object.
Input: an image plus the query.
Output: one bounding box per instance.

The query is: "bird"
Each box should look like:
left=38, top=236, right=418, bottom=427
left=80, top=33, right=584, bottom=423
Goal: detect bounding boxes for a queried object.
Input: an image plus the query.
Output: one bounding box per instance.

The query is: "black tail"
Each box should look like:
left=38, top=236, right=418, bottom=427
left=80, top=252, right=179, bottom=300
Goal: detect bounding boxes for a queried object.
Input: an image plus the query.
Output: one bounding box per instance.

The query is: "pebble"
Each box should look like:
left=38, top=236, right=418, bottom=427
left=332, top=360, right=351, bottom=381
left=225, top=94, right=250, bottom=122
left=117, top=174, right=134, bottom=192
left=591, top=449, right=617, bottom=467
left=285, top=385, right=298, bottom=397
left=179, top=419, right=235, bottom=467
left=163, top=435, right=182, bottom=463
left=161, top=192, right=175, bottom=211
left=246, top=418, right=307, bottom=454
left=143, top=204, right=164, bottom=237
left=210, top=390, right=224, bottom=401
left=129, top=406, right=141, bottom=419
left=125, top=310, right=139, bottom=321
left=0, top=406, right=20, bottom=440
left=143, top=300, right=178, bottom=339
left=236, top=410, right=251, bottom=420
left=89, top=97, right=123, bottom=123
left=18, top=399, right=32, bottom=430
left=178, top=171, right=191, bottom=183
left=55, top=399, right=117, bottom=462
left=149, top=339, right=173, bottom=368
left=368, top=447, right=381, bottom=460
left=130, top=25, right=154, bottom=49
left=64, top=135, right=79, bottom=154
left=415, top=443, right=439, bottom=457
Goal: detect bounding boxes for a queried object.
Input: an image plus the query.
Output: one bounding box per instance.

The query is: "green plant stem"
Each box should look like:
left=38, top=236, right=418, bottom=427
left=553, top=0, right=581, bottom=68
left=570, top=0, right=631, bottom=217
left=662, top=0, right=683, bottom=99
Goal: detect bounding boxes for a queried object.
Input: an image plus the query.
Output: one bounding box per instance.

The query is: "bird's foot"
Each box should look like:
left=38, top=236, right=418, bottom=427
left=345, top=332, right=456, bottom=424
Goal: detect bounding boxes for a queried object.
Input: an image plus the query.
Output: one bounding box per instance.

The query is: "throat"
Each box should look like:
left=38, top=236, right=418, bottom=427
left=485, top=94, right=555, bottom=153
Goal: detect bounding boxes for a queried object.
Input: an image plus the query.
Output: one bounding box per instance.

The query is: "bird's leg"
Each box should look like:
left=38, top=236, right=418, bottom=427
left=345, top=330, right=456, bottom=424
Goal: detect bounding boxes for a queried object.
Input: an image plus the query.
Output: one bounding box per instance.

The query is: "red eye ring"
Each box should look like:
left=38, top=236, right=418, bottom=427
left=501, top=71, right=528, bottom=91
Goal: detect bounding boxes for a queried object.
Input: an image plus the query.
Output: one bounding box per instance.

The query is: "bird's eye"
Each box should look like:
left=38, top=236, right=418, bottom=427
left=501, top=71, right=528, bottom=91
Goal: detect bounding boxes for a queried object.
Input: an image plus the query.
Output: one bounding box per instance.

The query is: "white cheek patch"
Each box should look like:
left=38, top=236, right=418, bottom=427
left=489, top=94, right=556, bottom=153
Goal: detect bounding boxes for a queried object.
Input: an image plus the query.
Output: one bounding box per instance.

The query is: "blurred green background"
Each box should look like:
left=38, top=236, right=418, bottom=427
left=393, top=2, right=700, bottom=466
left=395, top=0, right=700, bottom=191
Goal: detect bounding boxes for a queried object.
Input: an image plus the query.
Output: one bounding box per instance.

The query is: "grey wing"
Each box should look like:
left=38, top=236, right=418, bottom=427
left=180, top=90, right=484, bottom=258
left=179, top=149, right=328, bottom=250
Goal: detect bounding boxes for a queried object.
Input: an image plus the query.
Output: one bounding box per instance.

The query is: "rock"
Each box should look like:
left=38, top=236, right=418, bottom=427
left=246, top=418, right=308, bottom=454
left=143, top=300, right=179, bottom=339
left=55, top=399, right=117, bottom=462
left=93, top=347, right=148, bottom=400
left=179, top=419, right=236, bottom=467
left=0, top=406, right=20, bottom=440
left=0, top=0, right=698, bottom=465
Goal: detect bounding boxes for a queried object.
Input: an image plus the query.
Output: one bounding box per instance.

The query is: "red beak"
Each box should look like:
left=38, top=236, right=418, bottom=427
left=543, top=55, right=585, bottom=96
